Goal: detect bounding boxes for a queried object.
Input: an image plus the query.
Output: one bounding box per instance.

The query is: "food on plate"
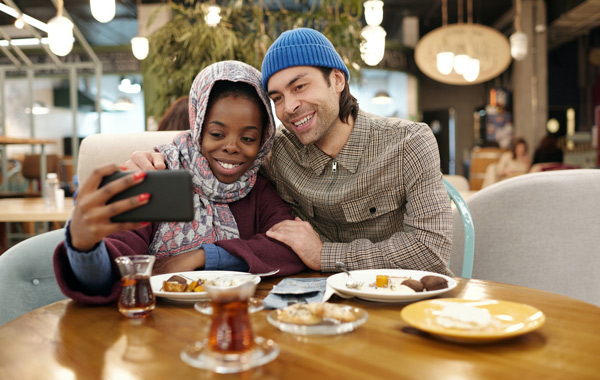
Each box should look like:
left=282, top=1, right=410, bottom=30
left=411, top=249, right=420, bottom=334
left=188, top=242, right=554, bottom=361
left=402, top=279, right=424, bottom=292
left=162, top=275, right=206, bottom=293
left=276, top=303, right=358, bottom=325
left=277, top=303, right=323, bottom=325
left=420, top=275, right=449, bottom=291
left=367, top=274, right=448, bottom=293
left=435, top=303, right=494, bottom=330
left=162, top=275, right=188, bottom=292
left=321, top=303, right=358, bottom=323
left=376, top=275, right=390, bottom=288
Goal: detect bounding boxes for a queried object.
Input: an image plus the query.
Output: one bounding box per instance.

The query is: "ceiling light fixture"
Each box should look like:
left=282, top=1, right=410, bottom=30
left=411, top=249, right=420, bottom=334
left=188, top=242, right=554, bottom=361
left=0, top=3, right=49, bottom=32
left=14, top=15, right=24, bottom=29
left=360, top=1, right=386, bottom=66
left=47, top=0, right=74, bottom=56
left=131, top=36, right=149, bottom=60
left=371, top=91, right=393, bottom=104
left=90, top=0, right=115, bottom=23
left=0, top=37, right=49, bottom=47
left=25, top=101, right=50, bottom=115
left=510, top=0, right=528, bottom=61
left=118, top=78, right=141, bottom=94
left=415, top=0, right=511, bottom=85
left=205, top=5, right=221, bottom=27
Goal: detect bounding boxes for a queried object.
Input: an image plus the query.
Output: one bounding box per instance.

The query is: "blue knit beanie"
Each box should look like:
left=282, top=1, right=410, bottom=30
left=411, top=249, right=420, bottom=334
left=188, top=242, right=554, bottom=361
left=261, top=28, right=350, bottom=90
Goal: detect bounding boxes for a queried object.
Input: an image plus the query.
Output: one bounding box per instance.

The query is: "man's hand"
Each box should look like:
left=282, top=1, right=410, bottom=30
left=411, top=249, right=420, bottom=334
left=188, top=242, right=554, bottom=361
left=123, top=151, right=167, bottom=171
left=266, top=217, right=323, bottom=270
left=152, top=249, right=206, bottom=275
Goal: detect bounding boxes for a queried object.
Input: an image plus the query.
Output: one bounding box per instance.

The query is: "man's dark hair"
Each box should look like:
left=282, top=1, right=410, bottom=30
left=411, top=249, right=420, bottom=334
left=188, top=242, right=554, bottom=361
left=317, top=67, right=359, bottom=124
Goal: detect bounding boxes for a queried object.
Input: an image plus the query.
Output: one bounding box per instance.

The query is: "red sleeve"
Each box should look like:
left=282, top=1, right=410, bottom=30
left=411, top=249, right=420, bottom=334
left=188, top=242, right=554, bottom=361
left=53, top=224, right=157, bottom=304
left=215, top=176, right=307, bottom=276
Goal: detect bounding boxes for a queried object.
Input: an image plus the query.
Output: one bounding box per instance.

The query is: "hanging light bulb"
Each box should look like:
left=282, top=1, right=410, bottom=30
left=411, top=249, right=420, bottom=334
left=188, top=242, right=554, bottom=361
left=453, top=54, right=470, bottom=75
left=364, top=1, right=384, bottom=27
left=14, top=15, right=24, bottom=29
left=436, top=51, right=454, bottom=75
left=462, top=58, right=480, bottom=82
left=205, top=5, right=221, bottom=27
left=47, top=16, right=73, bottom=56
left=131, top=36, right=149, bottom=60
left=510, top=32, right=528, bottom=61
left=360, top=25, right=386, bottom=66
left=90, top=0, right=115, bottom=23
left=510, top=0, right=528, bottom=61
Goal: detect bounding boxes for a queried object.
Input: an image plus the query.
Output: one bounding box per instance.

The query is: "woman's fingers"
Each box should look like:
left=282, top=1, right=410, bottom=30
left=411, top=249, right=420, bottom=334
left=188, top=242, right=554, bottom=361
left=69, top=164, right=151, bottom=251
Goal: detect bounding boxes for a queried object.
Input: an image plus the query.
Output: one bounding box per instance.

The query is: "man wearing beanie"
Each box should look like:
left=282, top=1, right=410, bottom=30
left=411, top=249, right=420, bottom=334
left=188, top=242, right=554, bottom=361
left=126, top=28, right=452, bottom=276
left=261, top=28, right=452, bottom=276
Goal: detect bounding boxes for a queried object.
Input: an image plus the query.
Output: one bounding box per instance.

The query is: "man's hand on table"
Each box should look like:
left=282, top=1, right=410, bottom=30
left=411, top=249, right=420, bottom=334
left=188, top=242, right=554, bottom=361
left=266, top=217, right=323, bottom=271
left=123, top=151, right=167, bottom=171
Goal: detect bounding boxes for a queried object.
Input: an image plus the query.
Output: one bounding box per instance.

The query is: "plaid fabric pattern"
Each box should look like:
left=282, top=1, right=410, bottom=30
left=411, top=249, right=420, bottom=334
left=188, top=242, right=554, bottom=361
left=262, top=109, right=453, bottom=275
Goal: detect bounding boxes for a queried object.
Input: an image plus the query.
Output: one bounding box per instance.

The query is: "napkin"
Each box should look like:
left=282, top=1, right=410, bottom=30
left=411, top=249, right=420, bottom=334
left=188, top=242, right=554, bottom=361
left=263, top=277, right=328, bottom=309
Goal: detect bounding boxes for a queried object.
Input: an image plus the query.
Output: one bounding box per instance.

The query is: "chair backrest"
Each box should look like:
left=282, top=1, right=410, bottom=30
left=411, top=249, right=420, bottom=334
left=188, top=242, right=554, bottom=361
left=77, top=131, right=181, bottom=184
left=443, top=178, right=474, bottom=278
left=0, top=228, right=67, bottom=326
left=21, top=154, right=61, bottom=180
left=450, top=169, right=600, bottom=307
left=443, top=174, right=470, bottom=191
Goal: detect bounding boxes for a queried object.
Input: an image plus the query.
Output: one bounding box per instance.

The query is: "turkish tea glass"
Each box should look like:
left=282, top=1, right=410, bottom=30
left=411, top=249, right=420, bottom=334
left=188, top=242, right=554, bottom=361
left=181, top=276, right=279, bottom=373
left=115, top=255, right=156, bottom=318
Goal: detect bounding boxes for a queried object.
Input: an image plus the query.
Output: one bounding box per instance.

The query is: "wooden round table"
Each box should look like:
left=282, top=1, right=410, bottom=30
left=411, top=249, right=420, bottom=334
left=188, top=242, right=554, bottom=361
left=1, top=274, right=599, bottom=379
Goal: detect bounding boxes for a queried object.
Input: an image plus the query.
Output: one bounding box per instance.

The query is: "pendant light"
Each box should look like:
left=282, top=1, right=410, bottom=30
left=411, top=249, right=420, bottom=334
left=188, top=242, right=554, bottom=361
left=131, top=36, right=149, bottom=60
left=205, top=5, right=221, bottom=27
left=360, top=1, right=386, bottom=66
left=510, top=0, right=528, bottom=61
left=90, top=0, right=115, bottom=23
left=48, top=0, right=73, bottom=56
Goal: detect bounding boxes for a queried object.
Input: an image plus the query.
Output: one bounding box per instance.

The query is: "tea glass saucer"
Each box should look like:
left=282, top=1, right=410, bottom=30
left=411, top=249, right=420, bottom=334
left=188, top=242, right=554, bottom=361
left=180, top=337, right=279, bottom=373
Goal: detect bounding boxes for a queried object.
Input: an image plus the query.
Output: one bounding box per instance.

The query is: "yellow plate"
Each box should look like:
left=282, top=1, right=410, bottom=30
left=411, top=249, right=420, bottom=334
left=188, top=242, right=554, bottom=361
left=401, top=298, right=545, bottom=343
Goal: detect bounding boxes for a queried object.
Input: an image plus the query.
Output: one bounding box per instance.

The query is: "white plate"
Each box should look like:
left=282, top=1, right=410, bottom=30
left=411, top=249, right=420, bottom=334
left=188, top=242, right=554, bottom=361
left=150, top=271, right=260, bottom=303
left=327, top=269, right=456, bottom=303
left=266, top=306, right=368, bottom=335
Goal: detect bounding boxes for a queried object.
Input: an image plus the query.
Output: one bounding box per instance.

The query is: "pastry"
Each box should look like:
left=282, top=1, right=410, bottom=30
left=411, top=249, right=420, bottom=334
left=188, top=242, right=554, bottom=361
left=401, top=279, right=424, bottom=292
left=162, top=275, right=188, bottom=292
left=420, top=275, right=448, bottom=291
left=277, top=303, right=322, bottom=325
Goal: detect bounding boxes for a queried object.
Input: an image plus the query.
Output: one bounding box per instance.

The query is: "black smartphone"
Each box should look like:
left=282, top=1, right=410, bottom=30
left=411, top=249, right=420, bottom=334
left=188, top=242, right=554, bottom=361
left=100, top=170, right=194, bottom=222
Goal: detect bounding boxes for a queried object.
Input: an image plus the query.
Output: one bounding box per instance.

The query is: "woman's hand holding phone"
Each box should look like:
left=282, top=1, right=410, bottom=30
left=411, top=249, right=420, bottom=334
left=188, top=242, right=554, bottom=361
left=69, top=164, right=150, bottom=252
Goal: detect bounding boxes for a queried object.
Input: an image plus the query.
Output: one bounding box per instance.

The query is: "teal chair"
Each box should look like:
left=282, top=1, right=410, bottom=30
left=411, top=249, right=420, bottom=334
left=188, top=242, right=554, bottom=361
left=443, top=178, right=474, bottom=278
left=0, top=228, right=67, bottom=326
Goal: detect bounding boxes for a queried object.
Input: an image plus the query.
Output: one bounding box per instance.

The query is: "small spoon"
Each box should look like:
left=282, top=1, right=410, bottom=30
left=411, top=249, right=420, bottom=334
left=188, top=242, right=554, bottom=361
left=335, top=262, right=363, bottom=289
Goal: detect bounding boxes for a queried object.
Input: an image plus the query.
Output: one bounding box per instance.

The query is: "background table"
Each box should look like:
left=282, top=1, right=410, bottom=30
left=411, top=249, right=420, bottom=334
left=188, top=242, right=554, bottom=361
left=0, top=274, right=599, bottom=379
left=0, top=136, right=57, bottom=194
left=0, top=197, right=72, bottom=252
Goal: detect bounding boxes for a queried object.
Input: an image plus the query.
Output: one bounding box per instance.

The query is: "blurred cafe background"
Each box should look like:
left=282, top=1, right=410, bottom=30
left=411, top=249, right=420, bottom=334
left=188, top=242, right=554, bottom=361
left=0, top=0, right=599, bottom=249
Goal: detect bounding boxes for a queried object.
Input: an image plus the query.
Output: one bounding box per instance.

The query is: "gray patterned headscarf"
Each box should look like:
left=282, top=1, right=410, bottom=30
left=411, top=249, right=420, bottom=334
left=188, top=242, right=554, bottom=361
left=149, top=61, right=275, bottom=258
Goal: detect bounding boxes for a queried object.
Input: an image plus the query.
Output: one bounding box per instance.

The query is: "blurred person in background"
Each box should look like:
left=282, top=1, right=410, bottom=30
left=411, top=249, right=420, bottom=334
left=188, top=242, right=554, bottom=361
left=482, top=137, right=530, bottom=188
left=157, top=96, right=189, bottom=131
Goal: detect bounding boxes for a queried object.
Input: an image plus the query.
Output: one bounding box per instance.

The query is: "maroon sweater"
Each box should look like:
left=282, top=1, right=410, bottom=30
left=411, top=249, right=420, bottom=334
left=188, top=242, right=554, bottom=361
left=53, top=176, right=306, bottom=304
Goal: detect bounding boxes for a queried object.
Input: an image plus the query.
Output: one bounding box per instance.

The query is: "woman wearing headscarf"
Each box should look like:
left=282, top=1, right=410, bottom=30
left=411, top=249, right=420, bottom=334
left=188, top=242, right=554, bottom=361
left=53, top=61, right=306, bottom=304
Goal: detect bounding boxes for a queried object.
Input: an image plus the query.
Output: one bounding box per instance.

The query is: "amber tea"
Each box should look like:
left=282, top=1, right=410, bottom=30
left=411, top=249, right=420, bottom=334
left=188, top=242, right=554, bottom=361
left=115, top=255, right=156, bottom=319
left=205, top=277, right=257, bottom=354
left=208, top=298, right=254, bottom=353
left=118, top=274, right=155, bottom=318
